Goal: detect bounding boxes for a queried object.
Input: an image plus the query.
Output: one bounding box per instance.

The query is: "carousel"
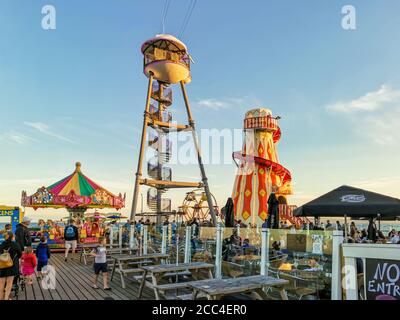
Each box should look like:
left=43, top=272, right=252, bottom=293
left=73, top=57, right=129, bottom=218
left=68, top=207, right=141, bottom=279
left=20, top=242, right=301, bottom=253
left=21, top=162, right=125, bottom=249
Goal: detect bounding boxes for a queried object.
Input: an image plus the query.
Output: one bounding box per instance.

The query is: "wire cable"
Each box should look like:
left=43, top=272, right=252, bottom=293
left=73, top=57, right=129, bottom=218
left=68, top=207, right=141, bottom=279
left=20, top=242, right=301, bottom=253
left=161, top=0, right=171, bottom=34
left=179, top=0, right=197, bottom=38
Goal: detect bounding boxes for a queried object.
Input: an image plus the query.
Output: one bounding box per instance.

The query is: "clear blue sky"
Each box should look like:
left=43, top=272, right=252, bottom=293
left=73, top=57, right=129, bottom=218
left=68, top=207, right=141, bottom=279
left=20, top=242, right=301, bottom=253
left=1, top=0, right=400, bottom=220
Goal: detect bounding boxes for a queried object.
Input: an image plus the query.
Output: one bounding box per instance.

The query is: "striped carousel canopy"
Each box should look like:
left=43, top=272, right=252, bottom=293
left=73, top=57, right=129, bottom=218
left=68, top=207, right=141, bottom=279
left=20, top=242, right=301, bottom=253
left=21, top=162, right=125, bottom=210
left=48, top=162, right=103, bottom=197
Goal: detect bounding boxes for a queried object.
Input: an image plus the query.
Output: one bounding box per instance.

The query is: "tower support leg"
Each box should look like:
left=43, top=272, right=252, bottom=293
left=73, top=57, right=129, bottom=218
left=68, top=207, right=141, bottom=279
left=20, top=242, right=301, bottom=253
left=180, top=81, right=218, bottom=226
left=130, top=74, right=154, bottom=220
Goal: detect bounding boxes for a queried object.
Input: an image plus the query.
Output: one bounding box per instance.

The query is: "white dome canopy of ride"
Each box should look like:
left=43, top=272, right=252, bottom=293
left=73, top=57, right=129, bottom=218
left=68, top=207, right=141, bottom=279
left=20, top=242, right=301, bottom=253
left=141, top=34, right=188, bottom=54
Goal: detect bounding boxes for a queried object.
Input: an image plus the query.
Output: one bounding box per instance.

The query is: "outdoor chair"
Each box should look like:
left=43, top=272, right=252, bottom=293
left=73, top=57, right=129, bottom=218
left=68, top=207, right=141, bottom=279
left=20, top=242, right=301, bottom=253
left=221, top=260, right=245, bottom=278
left=269, top=255, right=288, bottom=269
left=277, top=272, right=317, bottom=300
left=192, top=250, right=213, bottom=263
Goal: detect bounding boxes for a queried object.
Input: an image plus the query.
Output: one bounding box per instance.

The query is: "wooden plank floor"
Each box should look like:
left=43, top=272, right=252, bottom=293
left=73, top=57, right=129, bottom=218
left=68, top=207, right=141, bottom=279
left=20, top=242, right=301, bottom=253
left=16, top=253, right=157, bottom=300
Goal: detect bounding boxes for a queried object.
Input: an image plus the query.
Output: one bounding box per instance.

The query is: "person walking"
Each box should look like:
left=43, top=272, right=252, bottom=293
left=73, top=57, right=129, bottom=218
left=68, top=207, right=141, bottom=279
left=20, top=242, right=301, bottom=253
left=64, top=219, right=79, bottom=262
left=35, top=236, right=51, bottom=278
left=15, top=216, right=32, bottom=251
left=0, top=232, right=22, bottom=300
left=21, top=247, right=37, bottom=285
left=90, top=237, right=111, bottom=290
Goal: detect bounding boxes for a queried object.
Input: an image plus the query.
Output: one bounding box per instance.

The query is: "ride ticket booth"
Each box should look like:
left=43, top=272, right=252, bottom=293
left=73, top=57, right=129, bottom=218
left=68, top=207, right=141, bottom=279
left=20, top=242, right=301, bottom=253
left=0, top=206, right=23, bottom=235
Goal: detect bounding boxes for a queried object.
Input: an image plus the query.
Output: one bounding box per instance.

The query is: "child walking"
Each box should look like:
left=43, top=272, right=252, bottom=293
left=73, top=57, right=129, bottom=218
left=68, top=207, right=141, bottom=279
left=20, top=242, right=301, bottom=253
left=90, top=237, right=111, bottom=290
left=35, top=236, right=51, bottom=278
left=21, top=247, right=37, bottom=285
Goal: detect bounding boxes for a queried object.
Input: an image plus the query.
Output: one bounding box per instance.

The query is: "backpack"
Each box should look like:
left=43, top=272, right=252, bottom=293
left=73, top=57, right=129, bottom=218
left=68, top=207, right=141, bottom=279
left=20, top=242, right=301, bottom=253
left=65, top=226, right=76, bottom=239
left=0, top=249, right=14, bottom=269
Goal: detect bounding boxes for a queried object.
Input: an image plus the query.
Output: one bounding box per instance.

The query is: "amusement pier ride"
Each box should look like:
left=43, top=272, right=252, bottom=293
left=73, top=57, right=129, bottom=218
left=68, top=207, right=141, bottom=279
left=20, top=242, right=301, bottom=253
left=21, top=162, right=125, bottom=220
left=130, top=34, right=218, bottom=225
left=232, top=108, right=307, bottom=227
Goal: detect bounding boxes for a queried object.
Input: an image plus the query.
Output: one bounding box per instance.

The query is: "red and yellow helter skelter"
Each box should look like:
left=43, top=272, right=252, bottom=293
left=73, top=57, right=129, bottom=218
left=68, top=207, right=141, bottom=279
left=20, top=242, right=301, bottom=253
left=21, top=162, right=126, bottom=219
left=232, top=108, right=302, bottom=226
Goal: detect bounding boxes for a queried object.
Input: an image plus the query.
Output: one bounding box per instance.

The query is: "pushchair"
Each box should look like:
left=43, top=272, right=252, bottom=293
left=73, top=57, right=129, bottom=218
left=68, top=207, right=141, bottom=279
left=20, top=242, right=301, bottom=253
left=11, top=274, right=25, bottom=300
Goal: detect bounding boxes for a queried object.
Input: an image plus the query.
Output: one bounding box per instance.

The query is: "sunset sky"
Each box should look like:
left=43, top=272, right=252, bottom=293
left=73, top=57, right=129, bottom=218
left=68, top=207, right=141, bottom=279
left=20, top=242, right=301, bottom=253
left=1, top=0, right=400, bottom=220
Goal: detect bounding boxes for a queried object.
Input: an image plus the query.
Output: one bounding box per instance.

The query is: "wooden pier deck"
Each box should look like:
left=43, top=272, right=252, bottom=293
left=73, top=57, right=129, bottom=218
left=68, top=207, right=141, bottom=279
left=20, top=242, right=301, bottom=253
left=16, top=253, right=156, bottom=300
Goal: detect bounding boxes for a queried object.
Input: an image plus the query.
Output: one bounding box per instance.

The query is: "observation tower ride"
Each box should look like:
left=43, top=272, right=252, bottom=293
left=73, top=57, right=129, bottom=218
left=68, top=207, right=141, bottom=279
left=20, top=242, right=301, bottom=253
left=130, top=34, right=217, bottom=225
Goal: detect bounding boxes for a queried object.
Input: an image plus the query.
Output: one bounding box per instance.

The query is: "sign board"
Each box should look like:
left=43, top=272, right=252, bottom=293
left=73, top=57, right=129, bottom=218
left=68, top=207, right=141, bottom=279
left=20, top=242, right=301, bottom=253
left=0, top=207, right=22, bottom=234
left=287, top=234, right=307, bottom=252
left=312, top=235, right=324, bottom=254
left=365, top=258, right=400, bottom=300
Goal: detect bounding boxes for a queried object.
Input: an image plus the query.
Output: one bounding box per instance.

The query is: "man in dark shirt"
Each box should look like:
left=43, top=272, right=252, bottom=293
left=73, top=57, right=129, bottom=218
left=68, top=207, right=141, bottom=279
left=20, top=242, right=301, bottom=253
left=15, top=216, right=32, bottom=251
left=64, top=220, right=79, bottom=262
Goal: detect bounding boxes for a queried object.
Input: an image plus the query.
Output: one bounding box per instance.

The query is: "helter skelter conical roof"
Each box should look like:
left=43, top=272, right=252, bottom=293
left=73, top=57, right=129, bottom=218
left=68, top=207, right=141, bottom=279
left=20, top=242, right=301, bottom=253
left=21, top=162, right=125, bottom=210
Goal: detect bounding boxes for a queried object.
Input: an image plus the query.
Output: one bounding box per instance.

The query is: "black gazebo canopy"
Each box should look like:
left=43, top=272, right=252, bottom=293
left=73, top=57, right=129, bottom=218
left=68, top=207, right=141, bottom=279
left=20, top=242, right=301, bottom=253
left=294, top=185, right=400, bottom=219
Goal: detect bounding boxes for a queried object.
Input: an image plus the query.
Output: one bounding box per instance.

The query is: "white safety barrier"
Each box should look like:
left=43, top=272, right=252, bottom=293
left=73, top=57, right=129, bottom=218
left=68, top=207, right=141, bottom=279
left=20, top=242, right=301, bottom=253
left=184, top=226, right=191, bottom=263
left=215, top=224, right=223, bottom=279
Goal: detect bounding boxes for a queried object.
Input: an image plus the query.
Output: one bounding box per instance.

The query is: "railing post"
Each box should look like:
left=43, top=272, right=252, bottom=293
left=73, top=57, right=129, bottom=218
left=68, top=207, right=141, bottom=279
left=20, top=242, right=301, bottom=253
left=129, top=225, right=135, bottom=250
left=215, top=224, right=223, bottom=279
left=175, top=234, right=180, bottom=265
left=140, top=225, right=144, bottom=255
left=184, top=226, right=191, bottom=263
left=143, top=225, right=148, bottom=255
left=109, top=226, right=114, bottom=248
left=161, top=225, right=167, bottom=254
left=261, top=228, right=270, bottom=276
left=332, top=230, right=344, bottom=300
left=119, top=225, right=123, bottom=249
left=168, top=224, right=172, bottom=247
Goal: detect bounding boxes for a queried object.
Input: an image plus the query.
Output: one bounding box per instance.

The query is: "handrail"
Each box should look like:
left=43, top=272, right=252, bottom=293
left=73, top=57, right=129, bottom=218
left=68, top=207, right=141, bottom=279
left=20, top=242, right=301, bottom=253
left=244, top=116, right=278, bottom=131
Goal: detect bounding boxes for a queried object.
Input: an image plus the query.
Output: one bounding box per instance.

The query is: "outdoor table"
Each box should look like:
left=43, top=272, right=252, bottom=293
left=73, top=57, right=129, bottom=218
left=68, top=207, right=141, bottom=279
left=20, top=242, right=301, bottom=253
left=78, top=243, right=100, bottom=265
left=110, top=253, right=169, bottom=289
left=78, top=244, right=133, bottom=265
left=188, top=275, right=289, bottom=300
left=138, top=262, right=214, bottom=300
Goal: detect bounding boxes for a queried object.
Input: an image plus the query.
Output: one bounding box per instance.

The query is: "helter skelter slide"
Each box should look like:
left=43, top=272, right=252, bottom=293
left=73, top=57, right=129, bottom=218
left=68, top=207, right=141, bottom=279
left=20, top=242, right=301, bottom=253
left=232, top=108, right=307, bottom=227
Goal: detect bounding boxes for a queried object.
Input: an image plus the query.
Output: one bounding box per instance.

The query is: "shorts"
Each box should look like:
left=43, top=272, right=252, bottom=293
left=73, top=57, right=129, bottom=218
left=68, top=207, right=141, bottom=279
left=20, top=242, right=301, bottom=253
left=37, top=260, right=48, bottom=272
left=65, top=240, right=77, bottom=251
left=94, top=263, right=108, bottom=275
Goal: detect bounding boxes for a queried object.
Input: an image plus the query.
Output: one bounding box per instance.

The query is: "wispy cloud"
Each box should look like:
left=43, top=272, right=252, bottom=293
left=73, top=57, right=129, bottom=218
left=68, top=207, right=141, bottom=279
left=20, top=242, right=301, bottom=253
left=0, top=132, right=34, bottom=145
left=326, top=84, right=400, bottom=113
left=195, top=98, right=245, bottom=111
left=326, top=84, right=400, bottom=145
left=24, top=122, right=74, bottom=143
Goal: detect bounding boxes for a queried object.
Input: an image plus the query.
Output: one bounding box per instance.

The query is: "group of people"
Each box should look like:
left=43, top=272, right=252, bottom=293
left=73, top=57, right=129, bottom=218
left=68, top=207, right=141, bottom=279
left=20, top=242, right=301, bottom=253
left=0, top=217, right=114, bottom=300
left=0, top=217, right=51, bottom=300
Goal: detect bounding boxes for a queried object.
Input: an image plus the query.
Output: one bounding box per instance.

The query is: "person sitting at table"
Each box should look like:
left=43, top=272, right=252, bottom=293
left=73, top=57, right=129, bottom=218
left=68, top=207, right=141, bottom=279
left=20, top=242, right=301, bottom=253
left=242, top=238, right=251, bottom=249
left=360, top=229, right=368, bottom=241
left=388, top=229, right=396, bottom=238
left=271, top=241, right=283, bottom=258
left=389, top=231, right=400, bottom=244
